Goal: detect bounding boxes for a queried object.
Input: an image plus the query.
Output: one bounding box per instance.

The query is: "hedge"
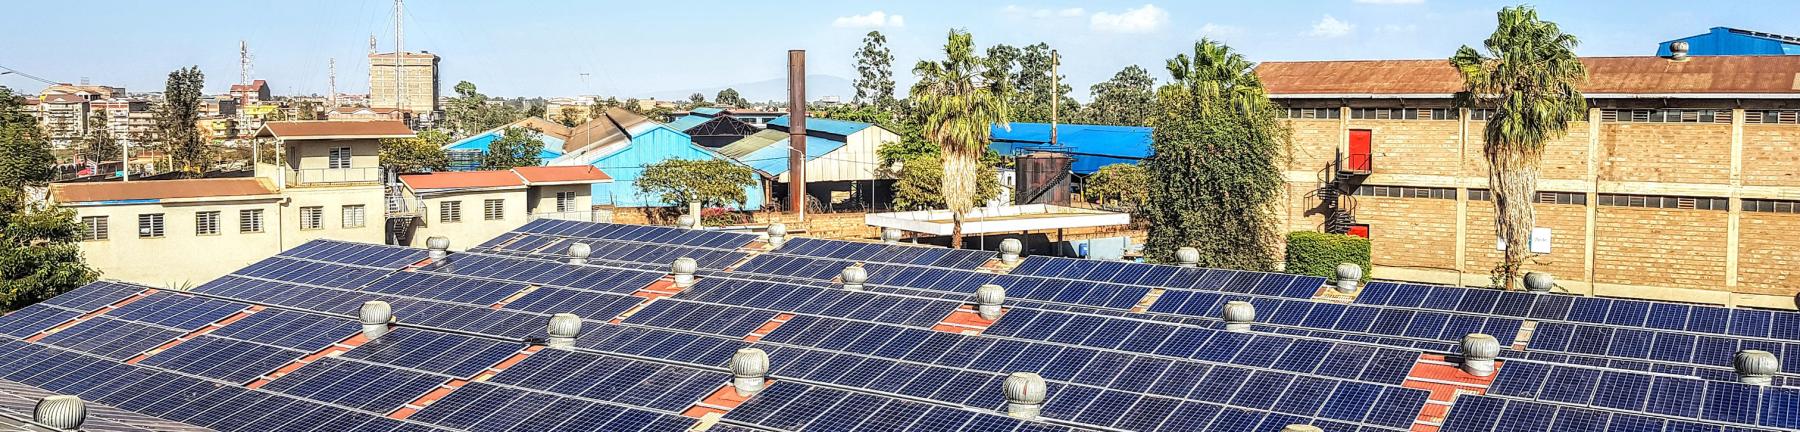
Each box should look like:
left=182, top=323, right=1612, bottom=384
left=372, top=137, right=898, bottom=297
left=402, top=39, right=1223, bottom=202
left=1284, top=231, right=1371, bottom=282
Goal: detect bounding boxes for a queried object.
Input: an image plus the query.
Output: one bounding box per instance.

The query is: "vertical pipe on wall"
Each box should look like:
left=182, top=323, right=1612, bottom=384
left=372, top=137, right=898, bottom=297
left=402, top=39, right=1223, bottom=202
left=787, top=50, right=807, bottom=222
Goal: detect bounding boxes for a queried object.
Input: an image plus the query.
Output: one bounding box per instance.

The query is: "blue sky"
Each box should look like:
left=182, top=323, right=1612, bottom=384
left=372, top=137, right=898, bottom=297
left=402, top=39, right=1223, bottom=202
left=4, top=1, right=1797, bottom=101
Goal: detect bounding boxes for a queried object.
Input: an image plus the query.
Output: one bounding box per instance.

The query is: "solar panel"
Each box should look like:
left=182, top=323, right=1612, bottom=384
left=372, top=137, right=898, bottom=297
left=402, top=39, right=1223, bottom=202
left=1362, top=281, right=1800, bottom=341
left=279, top=239, right=430, bottom=269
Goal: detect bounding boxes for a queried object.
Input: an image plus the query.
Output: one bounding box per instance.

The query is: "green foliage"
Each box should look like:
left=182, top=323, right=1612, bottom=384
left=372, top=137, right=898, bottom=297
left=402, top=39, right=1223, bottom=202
left=380, top=129, right=452, bottom=173
left=0, top=189, right=96, bottom=311
left=1081, top=65, right=1157, bottom=126
left=1283, top=231, right=1371, bottom=282
left=1451, top=6, right=1588, bottom=289
left=0, top=87, right=54, bottom=189
left=1085, top=163, right=1149, bottom=214
left=158, top=66, right=209, bottom=176
left=1144, top=39, right=1287, bottom=271
left=854, top=31, right=896, bottom=107
left=892, top=154, right=1001, bottom=211
left=558, top=106, right=584, bottom=127
left=293, top=100, right=322, bottom=121
left=479, top=126, right=544, bottom=170
left=686, top=92, right=707, bottom=109
left=83, top=114, right=121, bottom=164
left=444, top=81, right=525, bottom=138
left=715, top=88, right=747, bottom=107
left=524, top=103, right=547, bottom=119
left=912, top=30, right=1014, bottom=248
left=635, top=158, right=756, bottom=208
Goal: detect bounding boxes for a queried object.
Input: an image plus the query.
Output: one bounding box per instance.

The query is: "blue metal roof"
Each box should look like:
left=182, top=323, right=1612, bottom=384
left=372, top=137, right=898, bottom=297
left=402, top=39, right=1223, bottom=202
left=443, top=129, right=566, bottom=163
left=691, top=107, right=725, bottom=116
left=1658, top=27, right=1800, bottom=56
left=737, top=135, right=847, bottom=176
left=768, top=115, right=872, bottom=137
left=988, top=122, right=1153, bottom=174
left=665, top=115, right=710, bottom=132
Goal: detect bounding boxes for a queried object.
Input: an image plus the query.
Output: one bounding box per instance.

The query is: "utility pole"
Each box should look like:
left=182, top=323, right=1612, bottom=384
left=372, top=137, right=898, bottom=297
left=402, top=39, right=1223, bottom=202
left=1050, top=49, right=1059, bottom=145
left=394, top=0, right=404, bottom=112
left=787, top=50, right=807, bottom=222
left=328, top=58, right=337, bottom=108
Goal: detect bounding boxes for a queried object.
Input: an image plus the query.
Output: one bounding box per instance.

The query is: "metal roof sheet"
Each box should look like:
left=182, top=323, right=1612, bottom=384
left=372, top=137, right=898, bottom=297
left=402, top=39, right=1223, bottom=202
left=1256, top=55, right=1800, bottom=96
left=768, top=115, right=872, bottom=137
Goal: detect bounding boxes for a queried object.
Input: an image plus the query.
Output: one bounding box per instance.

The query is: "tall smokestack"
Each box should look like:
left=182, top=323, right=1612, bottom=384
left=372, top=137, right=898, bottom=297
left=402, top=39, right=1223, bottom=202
left=787, top=50, right=807, bottom=222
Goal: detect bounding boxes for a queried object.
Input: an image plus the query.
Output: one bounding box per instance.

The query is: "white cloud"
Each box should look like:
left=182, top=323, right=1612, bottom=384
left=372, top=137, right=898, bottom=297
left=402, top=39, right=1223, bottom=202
left=1197, top=23, right=1242, bottom=38
left=1354, top=0, right=1424, bottom=4
left=1055, top=7, right=1087, bottom=17
left=1090, top=4, right=1168, bottom=34
left=1306, top=15, right=1355, bottom=38
left=832, top=11, right=905, bottom=28
left=1003, top=5, right=1087, bottom=19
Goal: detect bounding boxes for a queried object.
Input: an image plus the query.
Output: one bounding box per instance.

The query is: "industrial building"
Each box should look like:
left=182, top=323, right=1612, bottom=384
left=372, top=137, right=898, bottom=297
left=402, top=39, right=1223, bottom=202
left=368, top=51, right=440, bottom=115
left=666, top=107, right=761, bottom=148
left=717, top=115, right=898, bottom=210
left=988, top=123, right=1153, bottom=175
left=1258, top=54, right=1800, bottom=309
left=1659, top=27, right=1800, bottom=56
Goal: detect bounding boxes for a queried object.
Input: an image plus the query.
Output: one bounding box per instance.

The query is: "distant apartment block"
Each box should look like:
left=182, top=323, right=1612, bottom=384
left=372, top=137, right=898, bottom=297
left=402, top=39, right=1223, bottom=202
left=368, top=51, right=440, bottom=114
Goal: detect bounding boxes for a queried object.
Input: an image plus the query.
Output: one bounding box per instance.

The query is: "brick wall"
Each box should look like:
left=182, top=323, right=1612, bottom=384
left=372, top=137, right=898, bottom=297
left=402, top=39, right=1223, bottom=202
left=1283, top=182, right=1325, bottom=234
left=1285, top=119, right=1340, bottom=172
left=1742, top=124, right=1800, bottom=187
left=1464, top=121, right=1592, bottom=182
left=1736, top=212, right=1800, bottom=295
left=1356, top=195, right=1458, bottom=270
left=1593, top=207, right=1728, bottom=289
left=1348, top=120, right=1463, bottom=177
left=1598, top=123, right=1732, bottom=184
left=1462, top=202, right=1588, bottom=281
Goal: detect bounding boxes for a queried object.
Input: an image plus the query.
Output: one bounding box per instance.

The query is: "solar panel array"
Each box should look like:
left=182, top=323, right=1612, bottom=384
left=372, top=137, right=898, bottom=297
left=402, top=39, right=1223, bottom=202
left=0, top=223, right=1797, bottom=432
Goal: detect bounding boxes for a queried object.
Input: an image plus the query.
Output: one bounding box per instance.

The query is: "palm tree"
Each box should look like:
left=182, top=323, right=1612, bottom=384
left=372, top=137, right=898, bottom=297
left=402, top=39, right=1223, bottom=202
left=1450, top=6, right=1587, bottom=289
left=911, top=30, right=1011, bottom=248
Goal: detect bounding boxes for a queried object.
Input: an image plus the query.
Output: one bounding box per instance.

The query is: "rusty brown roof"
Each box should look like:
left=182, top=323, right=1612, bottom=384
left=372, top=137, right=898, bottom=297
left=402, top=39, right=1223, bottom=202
left=1256, top=55, right=1800, bottom=96
left=257, top=120, right=414, bottom=139
left=512, top=165, right=612, bottom=184
left=52, top=178, right=279, bottom=203
left=399, top=170, right=525, bottom=191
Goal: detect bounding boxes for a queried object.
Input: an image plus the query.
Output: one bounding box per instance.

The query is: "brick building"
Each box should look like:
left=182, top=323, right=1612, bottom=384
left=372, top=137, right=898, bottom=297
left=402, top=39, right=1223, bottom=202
left=1259, top=55, right=1800, bottom=309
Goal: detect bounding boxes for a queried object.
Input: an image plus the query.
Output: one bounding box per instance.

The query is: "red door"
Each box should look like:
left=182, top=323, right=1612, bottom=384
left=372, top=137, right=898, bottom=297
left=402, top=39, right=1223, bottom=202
left=1347, top=224, right=1370, bottom=239
left=1347, top=130, right=1373, bottom=172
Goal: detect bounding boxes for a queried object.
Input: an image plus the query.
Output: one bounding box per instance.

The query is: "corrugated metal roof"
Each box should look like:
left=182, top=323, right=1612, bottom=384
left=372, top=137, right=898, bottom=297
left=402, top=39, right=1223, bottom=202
left=716, top=129, right=788, bottom=159
left=989, top=123, right=1154, bottom=175
left=737, top=134, right=847, bottom=176
left=664, top=115, right=710, bottom=132
left=1256, top=55, right=1800, bottom=96
left=768, top=115, right=872, bottom=137
left=691, top=107, right=725, bottom=116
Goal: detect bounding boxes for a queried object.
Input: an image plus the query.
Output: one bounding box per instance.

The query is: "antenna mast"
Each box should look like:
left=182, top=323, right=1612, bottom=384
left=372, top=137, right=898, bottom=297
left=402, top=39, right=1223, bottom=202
left=1050, top=49, right=1059, bottom=145
left=239, top=40, right=250, bottom=86
left=394, top=0, right=404, bottom=111
left=328, top=58, right=337, bottom=108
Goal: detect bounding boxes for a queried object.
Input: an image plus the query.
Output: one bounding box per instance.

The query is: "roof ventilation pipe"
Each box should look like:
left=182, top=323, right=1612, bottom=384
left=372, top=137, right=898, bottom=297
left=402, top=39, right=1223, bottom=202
left=426, top=236, right=449, bottom=260
left=841, top=266, right=867, bottom=291
left=766, top=223, right=788, bottom=249
left=547, top=313, right=581, bottom=349
left=976, top=284, right=1007, bottom=320
left=999, top=239, right=1023, bottom=264
left=33, top=395, right=84, bottom=431
left=1175, top=247, right=1200, bottom=267
left=682, top=201, right=703, bottom=229
left=565, top=243, right=591, bottom=265
left=730, top=348, right=770, bottom=396
left=1523, top=272, right=1554, bottom=292
left=1460, top=333, right=1501, bottom=377
left=880, top=227, right=903, bottom=245
left=671, top=257, right=698, bottom=287
left=1222, top=301, right=1255, bottom=332
left=360, top=301, right=393, bottom=339
left=675, top=214, right=697, bottom=230
left=1003, top=372, right=1047, bottom=419
left=1670, top=40, right=1690, bottom=61
left=1736, top=350, right=1779, bottom=386
left=1334, top=263, right=1363, bottom=293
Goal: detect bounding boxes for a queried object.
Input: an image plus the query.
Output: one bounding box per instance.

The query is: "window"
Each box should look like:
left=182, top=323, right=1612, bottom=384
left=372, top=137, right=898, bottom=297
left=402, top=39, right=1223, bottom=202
left=1601, top=109, right=1730, bottom=124
left=1746, top=199, right=1800, bottom=214
left=195, top=211, right=220, bottom=235
left=138, top=213, right=164, bottom=238
left=1277, top=107, right=1341, bottom=119
left=440, top=201, right=462, bottom=223
left=81, top=216, right=107, bottom=241
left=300, top=206, right=324, bottom=230
left=1349, top=108, right=1458, bottom=120
left=1352, top=185, right=1456, bottom=200
left=240, top=209, right=264, bottom=233
left=484, top=199, right=505, bottom=220
left=555, top=192, right=577, bottom=212
left=1597, top=193, right=1728, bottom=211
left=342, top=205, right=366, bottom=228
left=328, top=147, right=352, bottom=169
left=1469, top=189, right=1587, bottom=205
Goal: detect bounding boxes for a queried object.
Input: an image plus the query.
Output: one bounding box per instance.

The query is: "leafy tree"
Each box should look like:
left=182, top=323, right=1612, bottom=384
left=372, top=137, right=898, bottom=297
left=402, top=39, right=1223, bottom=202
left=1451, top=6, right=1587, bottom=289
left=912, top=30, right=1012, bottom=248
left=158, top=66, right=209, bottom=176
left=0, top=86, right=95, bottom=311
left=444, top=81, right=524, bottom=138
left=380, top=129, right=452, bottom=173
left=293, top=100, right=322, bottom=121
left=984, top=44, right=1020, bottom=85
left=83, top=114, right=120, bottom=164
left=524, top=102, right=546, bottom=119
left=1085, top=163, right=1149, bottom=213
left=715, top=88, right=747, bottom=107
left=1083, top=65, right=1157, bottom=126
left=558, top=106, right=584, bottom=127
left=1144, top=39, right=1287, bottom=270
left=635, top=158, right=756, bottom=208
left=853, top=31, right=896, bottom=107
left=479, top=126, right=545, bottom=170
left=687, top=92, right=707, bottom=107
left=1009, top=43, right=1075, bottom=123
left=893, top=154, right=1001, bottom=211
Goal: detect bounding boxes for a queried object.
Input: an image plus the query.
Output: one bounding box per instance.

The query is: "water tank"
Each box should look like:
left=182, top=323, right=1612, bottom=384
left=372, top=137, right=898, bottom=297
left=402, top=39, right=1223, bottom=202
left=1015, top=152, right=1072, bottom=205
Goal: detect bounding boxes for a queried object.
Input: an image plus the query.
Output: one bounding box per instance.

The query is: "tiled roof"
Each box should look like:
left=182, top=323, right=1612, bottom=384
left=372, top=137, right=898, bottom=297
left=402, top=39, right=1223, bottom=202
left=400, top=166, right=613, bottom=191
left=229, top=80, right=268, bottom=92
left=258, top=120, right=414, bottom=139
left=512, top=165, right=613, bottom=184
left=1256, top=55, right=1800, bottom=96
left=51, top=177, right=278, bottom=203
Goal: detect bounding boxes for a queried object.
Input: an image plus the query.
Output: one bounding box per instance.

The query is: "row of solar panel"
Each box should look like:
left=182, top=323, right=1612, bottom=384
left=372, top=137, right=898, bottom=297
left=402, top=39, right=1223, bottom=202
left=1152, top=292, right=1525, bottom=346
left=261, top=356, right=450, bottom=413
left=487, top=234, right=750, bottom=271
left=363, top=271, right=529, bottom=306
left=1011, top=256, right=1326, bottom=299
left=338, top=328, right=522, bottom=378
left=574, top=324, right=756, bottom=368
left=776, top=237, right=996, bottom=270
left=1360, top=282, right=1800, bottom=342
left=194, top=276, right=548, bottom=338
left=36, top=281, right=146, bottom=311
left=732, top=254, right=854, bottom=280
left=0, top=303, right=83, bottom=338
left=1441, top=395, right=1772, bottom=432
left=511, top=218, right=757, bottom=250
left=407, top=381, right=700, bottom=432
left=138, top=335, right=311, bottom=383
left=722, top=380, right=1078, bottom=432
left=418, top=253, right=665, bottom=294
left=278, top=239, right=429, bottom=269
left=0, top=340, right=452, bottom=432
left=1488, top=361, right=1800, bottom=428
left=677, top=278, right=961, bottom=328
left=1529, top=321, right=1800, bottom=375
left=104, top=291, right=247, bottom=329
left=860, top=264, right=1150, bottom=310
left=1498, top=349, right=1767, bottom=385
left=756, top=314, right=1427, bottom=430
left=35, top=317, right=183, bottom=361
left=487, top=348, right=728, bottom=413
left=620, top=300, right=777, bottom=338
left=0, top=377, right=211, bottom=432
left=236, top=257, right=395, bottom=290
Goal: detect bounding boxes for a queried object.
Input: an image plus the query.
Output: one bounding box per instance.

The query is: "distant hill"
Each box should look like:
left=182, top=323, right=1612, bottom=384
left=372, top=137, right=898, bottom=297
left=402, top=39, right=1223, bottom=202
left=640, top=74, right=854, bottom=104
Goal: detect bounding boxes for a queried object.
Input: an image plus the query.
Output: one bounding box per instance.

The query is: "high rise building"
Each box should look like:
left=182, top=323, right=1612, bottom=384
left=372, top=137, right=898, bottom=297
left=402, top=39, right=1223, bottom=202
left=368, top=51, right=439, bottom=115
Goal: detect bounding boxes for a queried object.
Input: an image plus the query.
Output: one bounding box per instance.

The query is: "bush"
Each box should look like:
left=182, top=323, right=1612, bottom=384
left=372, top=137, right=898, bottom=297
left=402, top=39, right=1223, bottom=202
left=1284, top=231, right=1370, bottom=282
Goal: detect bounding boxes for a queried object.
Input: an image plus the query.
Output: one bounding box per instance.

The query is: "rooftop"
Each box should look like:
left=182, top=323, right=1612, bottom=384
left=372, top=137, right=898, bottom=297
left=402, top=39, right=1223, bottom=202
left=257, top=120, right=415, bottom=140
left=399, top=166, right=612, bottom=192
left=50, top=177, right=279, bottom=204
left=1256, top=55, right=1800, bottom=97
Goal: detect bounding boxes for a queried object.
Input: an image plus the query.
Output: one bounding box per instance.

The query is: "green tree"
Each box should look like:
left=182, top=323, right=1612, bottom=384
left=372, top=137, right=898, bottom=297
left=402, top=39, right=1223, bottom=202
left=1085, top=163, right=1149, bottom=213
left=83, top=114, right=121, bottom=164
left=1144, top=39, right=1287, bottom=270
left=380, top=129, right=452, bottom=173
left=293, top=100, right=323, bottom=121
left=444, top=81, right=523, bottom=138
left=893, top=154, right=1001, bottom=211
left=1009, top=43, right=1075, bottom=123
left=1451, top=6, right=1588, bottom=289
left=1083, top=65, right=1157, bottom=126
left=558, top=106, right=584, bottom=127
left=715, top=88, right=747, bottom=107
left=479, top=126, right=544, bottom=170
left=911, top=30, right=1013, bottom=248
left=0, top=86, right=95, bottom=310
left=524, top=102, right=546, bottom=119
left=635, top=158, right=756, bottom=208
left=687, top=92, right=707, bottom=108
left=853, top=31, right=896, bottom=107
left=158, top=66, right=208, bottom=176
left=0, top=87, right=53, bottom=189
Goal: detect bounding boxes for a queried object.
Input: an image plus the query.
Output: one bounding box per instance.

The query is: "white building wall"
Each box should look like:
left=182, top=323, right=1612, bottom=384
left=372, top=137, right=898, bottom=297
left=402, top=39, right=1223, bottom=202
left=72, top=198, right=284, bottom=287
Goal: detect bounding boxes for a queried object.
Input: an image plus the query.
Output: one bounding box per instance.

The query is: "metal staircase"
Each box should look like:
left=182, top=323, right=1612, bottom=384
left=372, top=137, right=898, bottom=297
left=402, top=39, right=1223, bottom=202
left=383, top=172, right=423, bottom=245
left=1319, top=148, right=1370, bottom=235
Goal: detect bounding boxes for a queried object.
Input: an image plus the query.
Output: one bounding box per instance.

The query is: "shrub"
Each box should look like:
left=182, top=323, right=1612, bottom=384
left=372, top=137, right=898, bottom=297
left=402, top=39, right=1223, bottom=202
left=1284, top=231, right=1370, bottom=282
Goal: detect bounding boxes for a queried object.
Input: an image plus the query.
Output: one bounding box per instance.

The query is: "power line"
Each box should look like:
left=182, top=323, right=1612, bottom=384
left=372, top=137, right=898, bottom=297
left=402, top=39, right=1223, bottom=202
left=0, top=64, right=61, bottom=86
